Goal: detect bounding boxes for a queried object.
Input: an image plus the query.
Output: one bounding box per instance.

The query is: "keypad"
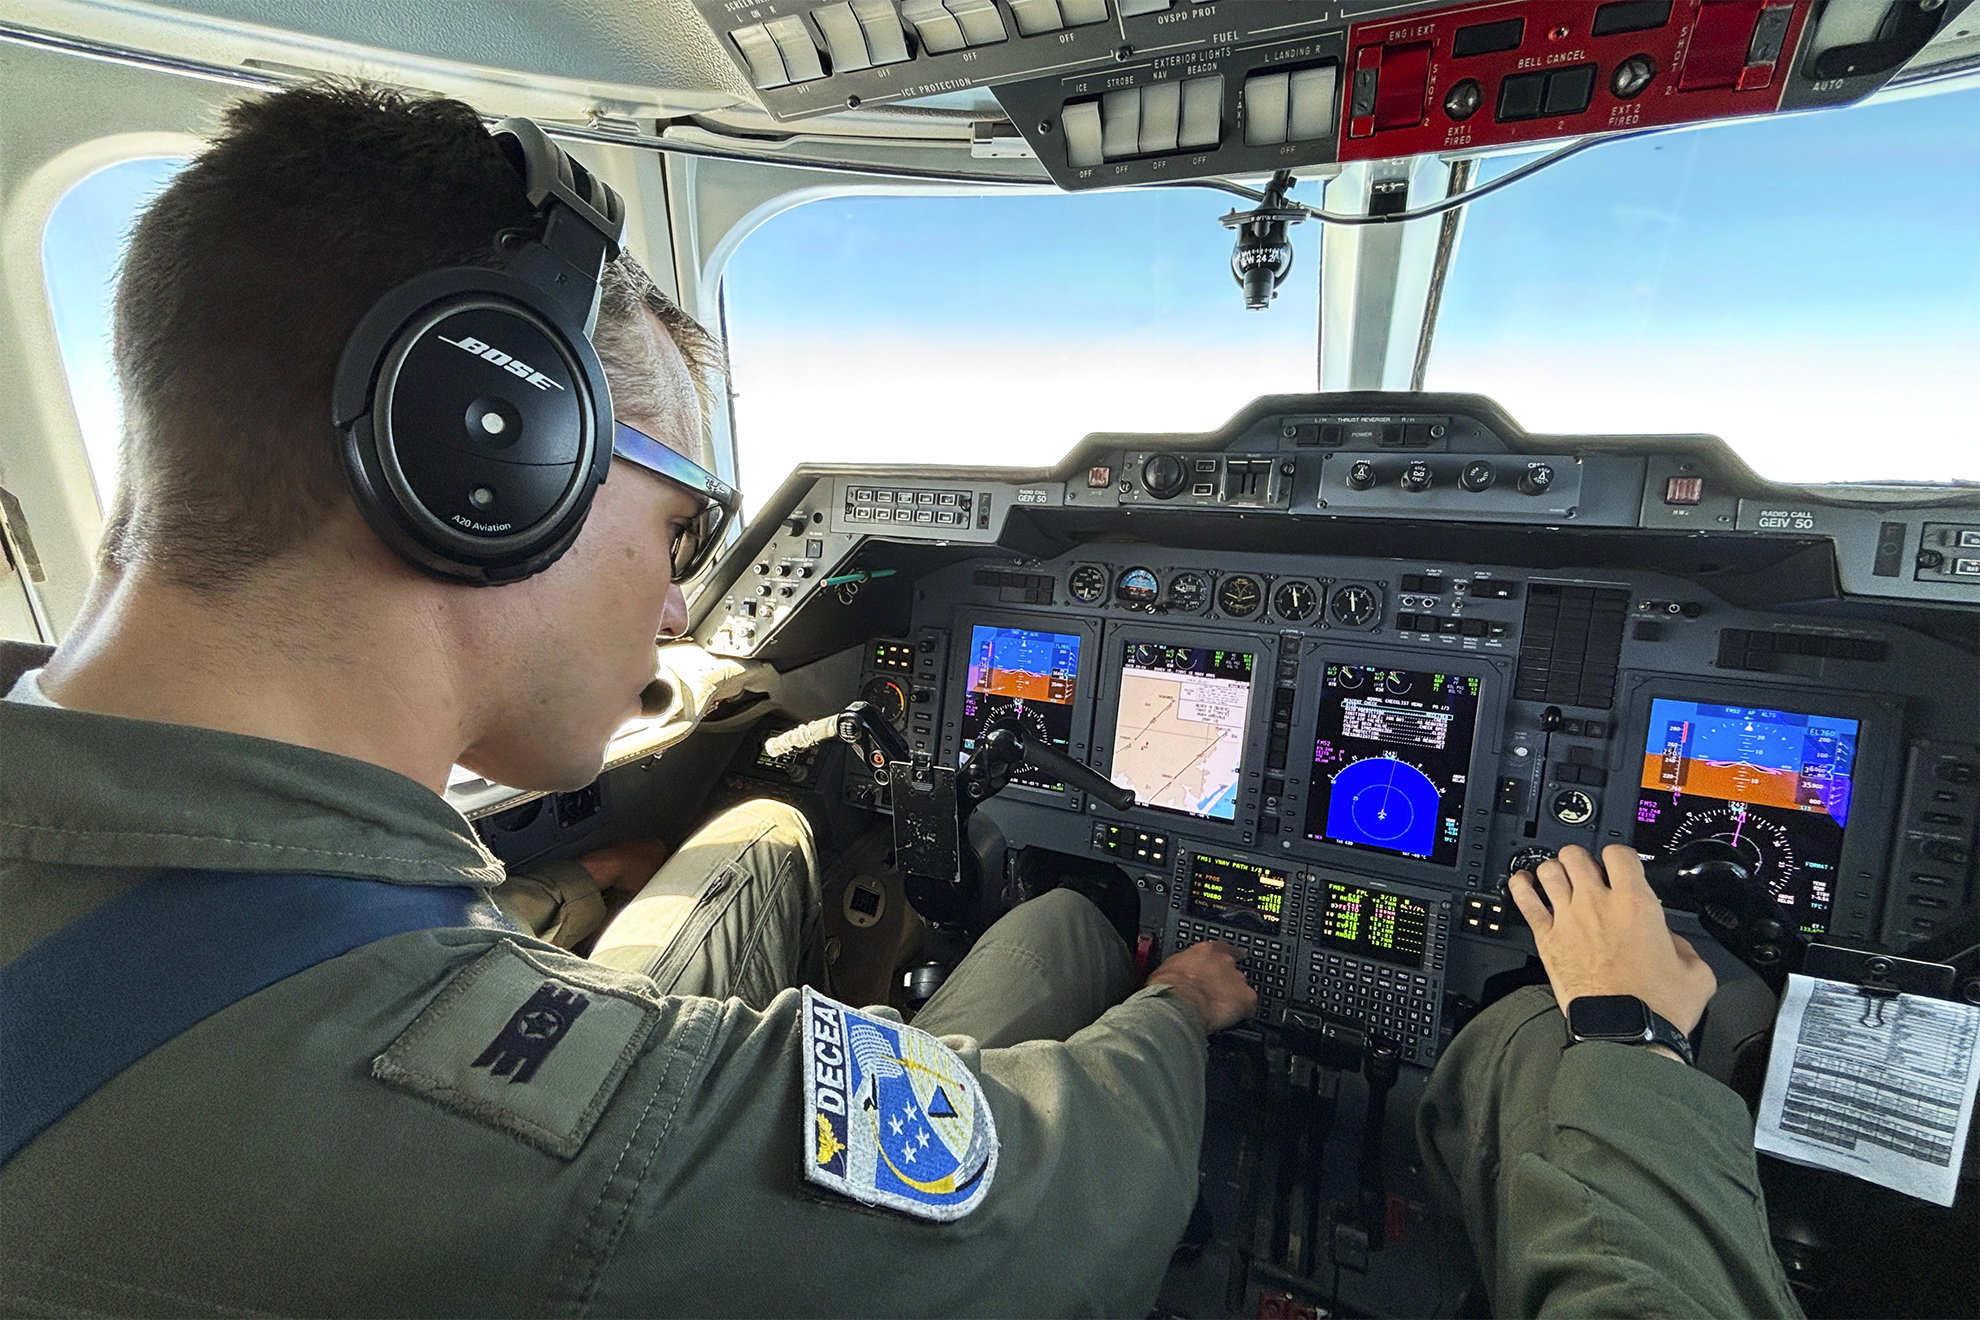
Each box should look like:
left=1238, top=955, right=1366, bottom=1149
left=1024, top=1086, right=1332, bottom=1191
left=1305, top=952, right=1438, bottom=1060
left=845, top=486, right=972, bottom=526
left=1174, top=918, right=1289, bottom=1011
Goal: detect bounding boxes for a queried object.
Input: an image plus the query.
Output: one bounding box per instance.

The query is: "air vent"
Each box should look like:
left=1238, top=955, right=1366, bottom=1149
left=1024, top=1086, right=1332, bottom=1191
left=1515, top=584, right=1630, bottom=708
left=1715, top=628, right=1888, bottom=671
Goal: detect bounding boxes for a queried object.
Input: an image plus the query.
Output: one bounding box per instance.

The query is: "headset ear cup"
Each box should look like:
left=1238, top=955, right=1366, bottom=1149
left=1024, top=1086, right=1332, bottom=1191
left=332, top=270, right=613, bottom=586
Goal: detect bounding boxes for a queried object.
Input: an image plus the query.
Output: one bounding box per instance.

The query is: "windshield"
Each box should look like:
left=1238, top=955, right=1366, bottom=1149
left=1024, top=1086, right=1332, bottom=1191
left=719, top=182, right=1322, bottom=508
left=1426, top=83, right=1980, bottom=485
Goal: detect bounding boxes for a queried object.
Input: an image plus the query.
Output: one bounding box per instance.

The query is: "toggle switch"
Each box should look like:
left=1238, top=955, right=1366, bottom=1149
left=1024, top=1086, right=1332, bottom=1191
left=1243, top=72, right=1290, bottom=146
left=900, top=0, right=966, bottom=54
left=1178, top=75, right=1224, bottom=149
left=851, top=0, right=911, bottom=64
left=811, top=4, right=872, bottom=71
left=1063, top=99, right=1104, bottom=168
left=1102, top=87, right=1142, bottom=159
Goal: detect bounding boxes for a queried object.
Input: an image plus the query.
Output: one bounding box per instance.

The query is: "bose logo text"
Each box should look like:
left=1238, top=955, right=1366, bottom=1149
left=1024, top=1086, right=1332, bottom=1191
left=436, top=334, right=565, bottom=392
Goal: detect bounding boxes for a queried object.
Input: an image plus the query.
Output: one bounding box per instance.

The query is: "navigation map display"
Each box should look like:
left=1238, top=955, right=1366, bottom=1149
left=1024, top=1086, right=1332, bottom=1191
left=1187, top=854, right=1286, bottom=933
left=1304, top=665, right=1481, bottom=867
left=960, top=625, right=1081, bottom=791
left=1318, top=880, right=1429, bottom=969
left=1632, top=699, right=1858, bottom=936
left=1110, top=642, right=1255, bottom=821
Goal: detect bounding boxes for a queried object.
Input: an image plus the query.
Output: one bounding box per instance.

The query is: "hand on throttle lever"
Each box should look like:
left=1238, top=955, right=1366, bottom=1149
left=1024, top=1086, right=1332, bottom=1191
left=1147, top=939, right=1258, bottom=1034
left=1508, top=843, right=1718, bottom=1061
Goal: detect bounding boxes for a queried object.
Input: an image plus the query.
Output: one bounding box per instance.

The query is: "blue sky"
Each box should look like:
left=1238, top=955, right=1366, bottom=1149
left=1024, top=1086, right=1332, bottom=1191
left=39, top=83, right=1980, bottom=508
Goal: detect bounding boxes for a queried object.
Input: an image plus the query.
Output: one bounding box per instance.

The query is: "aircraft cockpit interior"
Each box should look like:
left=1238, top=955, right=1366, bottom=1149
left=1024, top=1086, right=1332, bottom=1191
left=3, top=0, right=1977, bottom=1315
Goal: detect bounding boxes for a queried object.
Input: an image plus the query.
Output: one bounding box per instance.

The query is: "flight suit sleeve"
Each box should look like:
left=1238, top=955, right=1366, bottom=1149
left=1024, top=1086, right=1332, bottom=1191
left=585, top=983, right=1208, bottom=1318
left=490, top=860, right=608, bottom=950
left=1417, top=985, right=1805, bottom=1320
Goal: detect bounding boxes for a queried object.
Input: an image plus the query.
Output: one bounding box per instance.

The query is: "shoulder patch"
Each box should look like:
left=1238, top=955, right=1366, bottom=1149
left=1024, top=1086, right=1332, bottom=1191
left=800, top=986, right=997, bottom=1222
left=373, top=939, right=661, bottom=1158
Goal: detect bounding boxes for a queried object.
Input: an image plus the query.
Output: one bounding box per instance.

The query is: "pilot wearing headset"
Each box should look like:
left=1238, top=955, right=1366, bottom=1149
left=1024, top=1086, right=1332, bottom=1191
left=0, top=83, right=1798, bottom=1318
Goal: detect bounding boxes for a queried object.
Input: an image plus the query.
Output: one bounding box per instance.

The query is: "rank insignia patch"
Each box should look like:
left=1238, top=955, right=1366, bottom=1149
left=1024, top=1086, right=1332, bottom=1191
left=374, top=940, right=660, bottom=1158
left=800, top=986, right=997, bottom=1222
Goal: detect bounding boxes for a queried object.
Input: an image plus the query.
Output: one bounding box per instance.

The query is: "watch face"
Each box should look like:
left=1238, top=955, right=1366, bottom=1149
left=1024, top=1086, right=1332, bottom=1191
left=1568, top=995, right=1653, bottom=1041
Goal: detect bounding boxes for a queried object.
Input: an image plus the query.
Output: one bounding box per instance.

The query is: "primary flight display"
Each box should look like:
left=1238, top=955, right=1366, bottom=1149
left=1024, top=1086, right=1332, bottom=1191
left=960, top=625, right=1081, bottom=790
left=1304, top=665, right=1482, bottom=867
left=1631, top=699, right=1858, bottom=935
left=1109, top=642, right=1255, bottom=821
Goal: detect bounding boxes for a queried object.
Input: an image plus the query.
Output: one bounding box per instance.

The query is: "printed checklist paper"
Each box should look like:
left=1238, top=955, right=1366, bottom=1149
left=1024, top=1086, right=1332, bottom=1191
left=1756, top=973, right=1980, bottom=1207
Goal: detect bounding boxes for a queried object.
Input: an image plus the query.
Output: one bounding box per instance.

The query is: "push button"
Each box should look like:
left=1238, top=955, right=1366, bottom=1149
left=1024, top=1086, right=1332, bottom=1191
left=1542, top=63, right=1597, bottom=115
left=1496, top=71, right=1547, bottom=121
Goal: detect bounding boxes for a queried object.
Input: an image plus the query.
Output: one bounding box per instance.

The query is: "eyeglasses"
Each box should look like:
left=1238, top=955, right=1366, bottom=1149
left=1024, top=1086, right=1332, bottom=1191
left=610, top=420, right=739, bottom=581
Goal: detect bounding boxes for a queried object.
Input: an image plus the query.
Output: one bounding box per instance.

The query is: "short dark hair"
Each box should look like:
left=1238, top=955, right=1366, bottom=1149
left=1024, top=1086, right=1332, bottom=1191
left=108, top=81, right=719, bottom=587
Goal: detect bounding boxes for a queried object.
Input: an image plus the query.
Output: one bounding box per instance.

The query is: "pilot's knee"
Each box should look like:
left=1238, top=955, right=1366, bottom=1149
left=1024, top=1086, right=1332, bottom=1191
left=990, top=886, right=1132, bottom=976
left=692, top=798, right=820, bottom=909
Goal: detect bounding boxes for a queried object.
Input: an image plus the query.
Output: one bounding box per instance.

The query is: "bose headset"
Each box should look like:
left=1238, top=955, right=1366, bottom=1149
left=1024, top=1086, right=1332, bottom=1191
left=331, top=118, right=629, bottom=586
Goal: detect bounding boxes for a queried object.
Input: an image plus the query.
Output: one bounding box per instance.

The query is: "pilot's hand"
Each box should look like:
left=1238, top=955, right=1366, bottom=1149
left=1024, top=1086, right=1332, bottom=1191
left=574, top=837, right=673, bottom=896
left=1147, top=939, right=1258, bottom=1034
left=1509, top=844, right=1717, bottom=1040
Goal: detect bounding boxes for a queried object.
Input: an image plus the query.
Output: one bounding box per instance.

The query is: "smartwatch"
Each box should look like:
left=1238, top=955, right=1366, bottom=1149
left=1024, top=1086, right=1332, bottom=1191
left=1565, top=995, right=1695, bottom=1066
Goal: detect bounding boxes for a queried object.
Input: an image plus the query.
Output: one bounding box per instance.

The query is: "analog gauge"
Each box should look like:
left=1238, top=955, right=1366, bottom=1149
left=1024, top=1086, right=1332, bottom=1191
left=1116, top=566, right=1160, bottom=606
left=1329, top=582, right=1378, bottom=627
left=1333, top=665, right=1367, bottom=690
left=1067, top=564, right=1108, bottom=604
left=860, top=676, right=907, bottom=730
left=1217, top=574, right=1263, bottom=618
left=1273, top=580, right=1318, bottom=622
left=1168, top=571, right=1208, bottom=613
left=1374, top=670, right=1413, bottom=696
left=1667, top=805, right=1799, bottom=902
left=1551, top=788, right=1596, bottom=826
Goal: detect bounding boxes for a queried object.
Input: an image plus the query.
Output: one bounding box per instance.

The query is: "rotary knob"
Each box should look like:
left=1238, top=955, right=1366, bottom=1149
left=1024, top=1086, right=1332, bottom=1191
left=1519, top=463, right=1556, bottom=496
left=1346, top=460, right=1377, bottom=491
left=1401, top=461, right=1433, bottom=492
left=1460, top=460, right=1496, bottom=492
left=1141, top=453, right=1187, bottom=499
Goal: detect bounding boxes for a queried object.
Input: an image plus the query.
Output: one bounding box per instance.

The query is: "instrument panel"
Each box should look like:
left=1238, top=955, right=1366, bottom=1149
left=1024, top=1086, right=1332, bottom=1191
left=704, top=393, right=1980, bottom=1067
left=685, top=0, right=1972, bottom=191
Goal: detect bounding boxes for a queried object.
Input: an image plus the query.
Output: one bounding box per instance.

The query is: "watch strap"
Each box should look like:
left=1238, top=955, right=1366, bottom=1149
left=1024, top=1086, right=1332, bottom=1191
left=1643, top=1007, right=1696, bottom=1066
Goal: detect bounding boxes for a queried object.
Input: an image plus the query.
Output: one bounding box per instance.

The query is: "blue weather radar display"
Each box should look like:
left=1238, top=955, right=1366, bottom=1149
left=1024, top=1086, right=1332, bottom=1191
left=1303, top=665, right=1482, bottom=867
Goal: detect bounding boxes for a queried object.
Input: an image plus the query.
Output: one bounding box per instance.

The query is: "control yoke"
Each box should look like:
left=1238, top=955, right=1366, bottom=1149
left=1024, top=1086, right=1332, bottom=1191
left=1643, top=840, right=1803, bottom=985
left=764, top=704, right=1135, bottom=927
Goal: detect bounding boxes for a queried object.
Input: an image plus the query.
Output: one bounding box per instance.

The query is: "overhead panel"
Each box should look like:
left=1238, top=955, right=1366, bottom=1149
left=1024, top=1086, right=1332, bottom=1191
left=687, top=0, right=1962, bottom=189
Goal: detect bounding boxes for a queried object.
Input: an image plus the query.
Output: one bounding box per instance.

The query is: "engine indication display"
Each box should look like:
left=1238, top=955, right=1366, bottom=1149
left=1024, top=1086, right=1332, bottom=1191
left=1631, top=699, right=1859, bottom=936
left=1318, top=879, right=1429, bottom=969
left=1304, top=665, right=1482, bottom=867
left=1188, top=853, right=1287, bottom=934
left=960, top=625, right=1081, bottom=791
left=1110, top=642, right=1254, bottom=821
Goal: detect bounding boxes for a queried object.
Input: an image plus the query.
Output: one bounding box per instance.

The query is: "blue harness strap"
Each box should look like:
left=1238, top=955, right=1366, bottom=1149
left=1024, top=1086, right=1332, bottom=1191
left=0, top=870, right=504, bottom=1167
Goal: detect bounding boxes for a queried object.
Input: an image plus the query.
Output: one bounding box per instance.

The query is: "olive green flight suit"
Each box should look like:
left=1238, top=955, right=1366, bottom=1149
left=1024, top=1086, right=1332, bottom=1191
left=1419, top=985, right=1807, bottom=1319
left=0, top=690, right=1207, bottom=1317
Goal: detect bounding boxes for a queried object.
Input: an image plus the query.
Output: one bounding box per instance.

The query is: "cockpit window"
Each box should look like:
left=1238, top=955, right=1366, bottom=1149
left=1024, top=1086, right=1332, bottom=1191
left=1424, top=84, right=1980, bottom=485
left=719, top=183, right=1324, bottom=511
left=42, top=156, right=188, bottom=510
